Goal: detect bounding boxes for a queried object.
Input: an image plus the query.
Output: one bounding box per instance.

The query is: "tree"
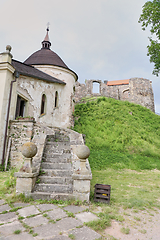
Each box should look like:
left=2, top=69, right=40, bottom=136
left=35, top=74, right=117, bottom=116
left=139, top=0, right=160, bottom=76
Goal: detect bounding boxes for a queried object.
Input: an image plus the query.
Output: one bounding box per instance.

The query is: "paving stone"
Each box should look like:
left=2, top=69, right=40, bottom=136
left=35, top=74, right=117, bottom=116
left=17, top=205, right=40, bottom=217
left=75, top=212, right=99, bottom=223
left=0, top=204, right=11, bottom=213
left=2, top=232, right=35, bottom=240
left=70, top=226, right=101, bottom=240
left=36, top=204, right=58, bottom=212
left=47, top=208, right=67, bottom=220
left=55, top=217, right=82, bottom=231
left=34, top=223, right=60, bottom=239
left=13, top=203, right=30, bottom=208
left=0, top=200, right=5, bottom=206
left=63, top=205, right=87, bottom=214
left=0, top=212, right=17, bottom=224
left=23, top=214, right=48, bottom=227
left=0, top=221, right=25, bottom=236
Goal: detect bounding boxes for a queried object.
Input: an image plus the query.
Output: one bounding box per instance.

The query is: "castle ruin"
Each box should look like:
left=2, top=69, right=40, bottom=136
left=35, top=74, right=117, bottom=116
left=74, top=78, right=155, bottom=112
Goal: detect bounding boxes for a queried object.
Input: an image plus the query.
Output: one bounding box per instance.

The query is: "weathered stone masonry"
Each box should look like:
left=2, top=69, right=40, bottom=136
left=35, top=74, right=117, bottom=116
left=74, top=78, right=155, bottom=112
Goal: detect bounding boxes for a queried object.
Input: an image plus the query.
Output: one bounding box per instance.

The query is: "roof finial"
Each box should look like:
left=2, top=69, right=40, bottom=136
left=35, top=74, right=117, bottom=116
left=42, top=23, right=51, bottom=49
left=47, top=22, right=50, bottom=32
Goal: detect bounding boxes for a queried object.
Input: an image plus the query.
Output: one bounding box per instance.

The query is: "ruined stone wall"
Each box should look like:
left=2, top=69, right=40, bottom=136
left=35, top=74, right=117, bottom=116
left=74, top=78, right=155, bottom=112
left=129, top=78, right=155, bottom=112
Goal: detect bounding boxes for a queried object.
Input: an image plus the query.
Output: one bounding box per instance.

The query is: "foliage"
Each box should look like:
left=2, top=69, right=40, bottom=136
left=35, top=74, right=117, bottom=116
left=73, top=97, right=160, bottom=170
left=139, top=0, right=160, bottom=76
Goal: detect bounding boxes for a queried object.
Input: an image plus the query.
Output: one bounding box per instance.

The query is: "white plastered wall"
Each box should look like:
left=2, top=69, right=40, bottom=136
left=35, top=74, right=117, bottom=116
left=31, top=65, right=77, bottom=127
left=16, top=69, right=75, bottom=128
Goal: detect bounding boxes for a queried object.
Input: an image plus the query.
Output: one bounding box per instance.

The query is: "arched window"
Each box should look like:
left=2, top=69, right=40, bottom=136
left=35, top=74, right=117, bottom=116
left=55, top=91, right=58, bottom=108
left=41, top=94, right=46, bottom=115
left=122, top=89, right=130, bottom=99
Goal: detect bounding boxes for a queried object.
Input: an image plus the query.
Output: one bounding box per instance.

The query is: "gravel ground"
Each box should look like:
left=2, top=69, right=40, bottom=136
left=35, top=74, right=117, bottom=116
left=103, top=207, right=160, bottom=240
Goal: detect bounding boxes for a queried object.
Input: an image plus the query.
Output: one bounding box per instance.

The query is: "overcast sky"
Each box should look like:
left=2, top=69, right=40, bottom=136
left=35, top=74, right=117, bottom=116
left=1, top=0, right=160, bottom=113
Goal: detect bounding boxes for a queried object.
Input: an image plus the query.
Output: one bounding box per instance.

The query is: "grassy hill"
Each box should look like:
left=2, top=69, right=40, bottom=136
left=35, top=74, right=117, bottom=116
left=73, top=97, right=160, bottom=171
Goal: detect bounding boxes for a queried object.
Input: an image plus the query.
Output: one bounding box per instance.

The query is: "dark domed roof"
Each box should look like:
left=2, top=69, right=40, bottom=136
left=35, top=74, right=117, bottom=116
left=24, top=28, right=68, bottom=69
left=24, top=48, right=68, bottom=69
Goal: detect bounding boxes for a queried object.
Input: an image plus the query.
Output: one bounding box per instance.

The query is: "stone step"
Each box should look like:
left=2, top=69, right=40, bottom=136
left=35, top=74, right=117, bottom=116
left=31, top=192, right=74, bottom=201
left=45, top=142, right=70, bottom=147
left=40, top=169, right=72, bottom=177
left=41, top=162, right=71, bottom=170
left=46, top=137, right=70, bottom=142
left=43, top=153, right=71, bottom=160
left=38, top=176, right=73, bottom=185
left=44, top=147, right=71, bottom=153
left=44, top=148, right=71, bottom=154
left=42, top=157, right=69, bottom=163
left=43, top=153, right=62, bottom=157
left=34, top=183, right=73, bottom=193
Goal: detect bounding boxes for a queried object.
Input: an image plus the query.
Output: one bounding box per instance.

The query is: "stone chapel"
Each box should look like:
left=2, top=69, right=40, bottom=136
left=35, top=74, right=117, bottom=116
left=0, top=28, right=78, bottom=165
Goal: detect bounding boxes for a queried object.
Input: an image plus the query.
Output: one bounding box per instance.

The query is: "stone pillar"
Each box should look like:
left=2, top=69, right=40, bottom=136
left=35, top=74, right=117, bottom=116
left=73, top=174, right=92, bottom=202
left=14, top=172, right=38, bottom=195
left=72, top=145, right=92, bottom=202
left=15, top=142, right=38, bottom=196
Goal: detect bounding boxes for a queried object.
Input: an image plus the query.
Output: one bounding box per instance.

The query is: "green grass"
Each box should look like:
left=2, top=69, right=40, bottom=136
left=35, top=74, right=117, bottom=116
left=85, top=217, right=111, bottom=231
left=68, top=233, right=76, bottom=239
left=14, top=229, right=21, bottom=234
left=0, top=168, right=16, bottom=199
left=66, top=211, right=75, bottom=218
left=91, top=169, right=160, bottom=209
left=0, top=168, right=34, bottom=204
left=73, top=97, right=160, bottom=170
left=120, top=227, right=130, bottom=234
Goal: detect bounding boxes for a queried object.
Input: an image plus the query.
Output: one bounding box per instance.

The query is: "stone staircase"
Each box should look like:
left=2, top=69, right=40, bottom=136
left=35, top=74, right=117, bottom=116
left=31, top=133, right=74, bottom=200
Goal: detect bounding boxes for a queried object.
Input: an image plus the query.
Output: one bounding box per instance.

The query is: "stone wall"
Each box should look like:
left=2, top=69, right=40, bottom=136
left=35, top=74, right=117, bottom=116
left=9, top=119, right=35, bottom=168
left=74, top=78, right=155, bottom=112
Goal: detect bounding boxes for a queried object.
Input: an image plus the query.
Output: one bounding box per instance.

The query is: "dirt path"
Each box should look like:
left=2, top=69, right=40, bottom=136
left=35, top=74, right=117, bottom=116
left=103, top=207, right=160, bottom=240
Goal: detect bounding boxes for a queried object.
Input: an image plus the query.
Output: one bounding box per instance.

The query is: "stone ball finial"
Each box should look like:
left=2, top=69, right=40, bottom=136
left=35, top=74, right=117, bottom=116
left=6, top=45, right=12, bottom=52
left=76, top=145, right=90, bottom=159
left=21, top=142, right=37, bottom=158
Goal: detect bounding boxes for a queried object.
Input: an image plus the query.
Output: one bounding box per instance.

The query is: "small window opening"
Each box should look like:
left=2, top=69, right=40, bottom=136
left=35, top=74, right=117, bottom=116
left=15, top=95, right=26, bottom=119
left=55, top=91, right=58, bottom=108
left=92, top=82, right=100, bottom=94
left=122, top=89, right=130, bottom=99
left=41, top=94, right=46, bottom=115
